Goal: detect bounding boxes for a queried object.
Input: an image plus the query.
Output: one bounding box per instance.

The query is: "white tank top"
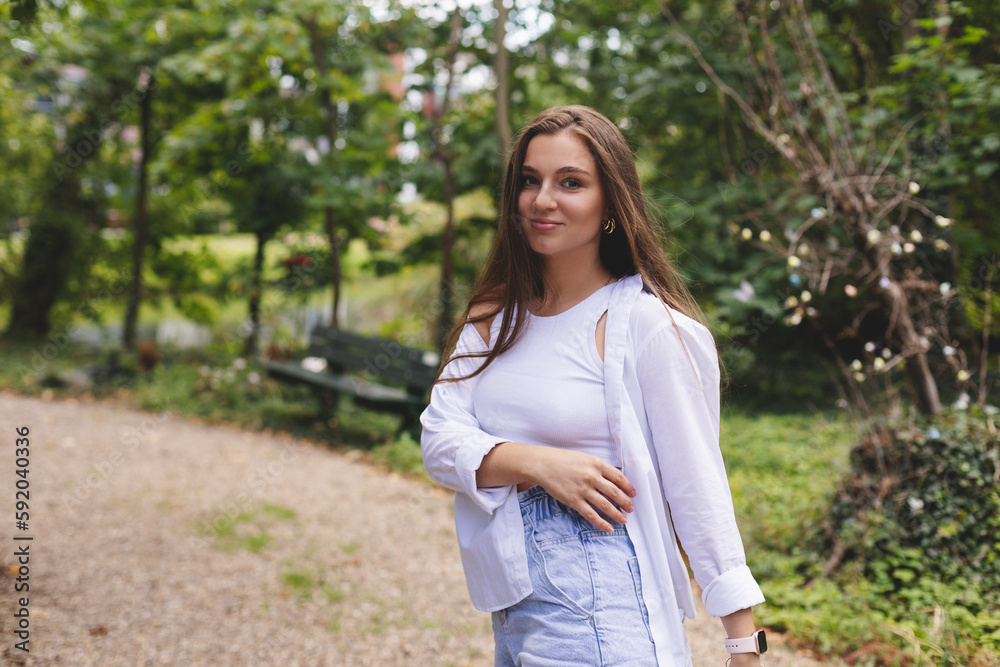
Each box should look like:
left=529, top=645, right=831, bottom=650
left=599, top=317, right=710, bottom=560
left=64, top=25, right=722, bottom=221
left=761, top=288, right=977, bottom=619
left=472, top=282, right=621, bottom=467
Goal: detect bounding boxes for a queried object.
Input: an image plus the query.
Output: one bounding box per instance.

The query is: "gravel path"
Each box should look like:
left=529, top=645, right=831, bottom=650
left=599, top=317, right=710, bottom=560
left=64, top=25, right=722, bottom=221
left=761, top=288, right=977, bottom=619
left=0, top=392, right=831, bottom=666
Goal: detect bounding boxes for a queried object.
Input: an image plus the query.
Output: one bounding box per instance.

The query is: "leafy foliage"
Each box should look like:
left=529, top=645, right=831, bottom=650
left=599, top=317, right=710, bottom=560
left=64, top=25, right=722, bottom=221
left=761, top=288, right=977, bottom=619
left=821, top=406, right=1000, bottom=660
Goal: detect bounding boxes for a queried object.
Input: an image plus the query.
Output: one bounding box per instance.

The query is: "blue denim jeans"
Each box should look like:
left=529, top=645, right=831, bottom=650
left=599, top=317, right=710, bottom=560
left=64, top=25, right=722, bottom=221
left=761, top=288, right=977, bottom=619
left=492, top=485, right=658, bottom=666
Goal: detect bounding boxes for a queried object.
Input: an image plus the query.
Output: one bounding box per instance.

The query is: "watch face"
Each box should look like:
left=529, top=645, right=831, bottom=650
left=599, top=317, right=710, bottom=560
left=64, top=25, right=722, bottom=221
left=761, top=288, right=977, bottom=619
left=757, top=630, right=768, bottom=653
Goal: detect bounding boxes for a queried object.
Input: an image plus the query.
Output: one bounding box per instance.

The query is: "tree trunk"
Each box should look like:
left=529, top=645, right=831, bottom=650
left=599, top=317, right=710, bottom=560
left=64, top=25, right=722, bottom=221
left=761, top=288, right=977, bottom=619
left=437, top=159, right=456, bottom=348
left=5, top=198, right=82, bottom=338
left=493, top=0, right=512, bottom=158
left=301, top=15, right=342, bottom=329
left=882, top=281, right=941, bottom=415
left=123, top=69, right=154, bottom=349
left=324, top=208, right=342, bottom=329
left=5, top=123, right=96, bottom=339
left=321, top=95, right=340, bottom=329
left=431, top=9, right=463, bottom=349
left=245, top=231, right=267, bottom=358
left=856, top=232, right=942, bottom=415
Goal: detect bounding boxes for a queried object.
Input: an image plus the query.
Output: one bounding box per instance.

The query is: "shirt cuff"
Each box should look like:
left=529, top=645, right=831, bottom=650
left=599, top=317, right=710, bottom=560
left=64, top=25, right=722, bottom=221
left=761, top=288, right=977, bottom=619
left=700, top=565, right=765, bottom=617
left=454, top=431, right=511, bottom=514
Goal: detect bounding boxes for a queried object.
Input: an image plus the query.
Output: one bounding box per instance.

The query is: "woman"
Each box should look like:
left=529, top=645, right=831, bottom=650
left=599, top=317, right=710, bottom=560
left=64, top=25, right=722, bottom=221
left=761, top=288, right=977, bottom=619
left=420, top=106, right=766, bottom=666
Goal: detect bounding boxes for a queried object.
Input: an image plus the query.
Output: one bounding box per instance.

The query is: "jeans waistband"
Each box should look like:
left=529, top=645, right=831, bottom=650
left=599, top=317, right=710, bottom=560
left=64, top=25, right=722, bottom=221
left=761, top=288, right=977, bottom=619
left=517, top=485, right=591, bottom=528
left=517, top=484, right=548, bottom=505
left=516, top=484, right=628, bottom=532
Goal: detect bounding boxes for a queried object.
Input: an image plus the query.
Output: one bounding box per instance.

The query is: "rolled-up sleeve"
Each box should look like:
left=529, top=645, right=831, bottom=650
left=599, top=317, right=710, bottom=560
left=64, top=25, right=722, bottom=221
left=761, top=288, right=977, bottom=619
left=636, top=315, right=764, bottom=617
left=420, top=323, right=510, bottom=514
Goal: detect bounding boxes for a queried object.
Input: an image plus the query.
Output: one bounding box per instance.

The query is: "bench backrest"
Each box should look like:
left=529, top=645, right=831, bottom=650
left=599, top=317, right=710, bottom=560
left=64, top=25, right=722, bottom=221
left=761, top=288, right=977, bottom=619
left=307, top=327, right=440, bottom=394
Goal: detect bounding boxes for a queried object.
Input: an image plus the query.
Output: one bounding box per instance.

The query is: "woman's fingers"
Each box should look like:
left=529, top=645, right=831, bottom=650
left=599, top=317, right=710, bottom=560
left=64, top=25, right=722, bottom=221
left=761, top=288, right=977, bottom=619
left=535, top=448, right=638, bottom=532
left=574, top=502, right=615, bottom=533
left=598, top=468, right=636, bottom=512
left=573, top=472, right=636, bottom=532
left=606, top=466, right=637, bottom=499
left=573, top=488, right=628, bottom=533
left=592, top=496, right=628, bottom=531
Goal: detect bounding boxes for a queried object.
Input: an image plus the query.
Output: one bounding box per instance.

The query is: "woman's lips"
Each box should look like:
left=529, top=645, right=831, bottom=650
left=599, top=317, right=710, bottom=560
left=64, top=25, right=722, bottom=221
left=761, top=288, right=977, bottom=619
left=530, top=219, right=561, bottom=231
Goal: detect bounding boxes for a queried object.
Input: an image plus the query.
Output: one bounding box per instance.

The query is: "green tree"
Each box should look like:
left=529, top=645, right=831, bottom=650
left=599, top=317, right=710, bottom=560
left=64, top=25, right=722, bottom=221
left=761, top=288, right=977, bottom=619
left=155, top=0, right=410, bottom=353
left=2, top=3, right=120, bottom=339
left=112, top=0, right=182, bottom=350
left=292, top=0, right=409, bottom=328
left=0, top=12, right=54, bottom=272
left=1, top=0, right=198, bottom=342
left=424, top=8, right=463, bottom=347
left=161, top=0, right=406, bottom=330
left=230, top=155, right=309, bottom=357
left=658, top=0, right=1000, bottom=415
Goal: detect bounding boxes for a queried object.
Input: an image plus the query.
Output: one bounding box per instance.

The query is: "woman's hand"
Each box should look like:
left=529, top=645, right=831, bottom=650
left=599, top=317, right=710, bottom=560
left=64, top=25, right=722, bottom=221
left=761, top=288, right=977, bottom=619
left=531, top=446, right=636, bottom=532
left=477, top=442, right=636, bottom=532
left=728, top=655, right=763, bottom=667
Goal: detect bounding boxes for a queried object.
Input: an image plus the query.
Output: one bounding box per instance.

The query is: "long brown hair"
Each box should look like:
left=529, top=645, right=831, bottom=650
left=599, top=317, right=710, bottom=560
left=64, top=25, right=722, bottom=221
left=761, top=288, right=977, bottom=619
left=437, top=105, right=705, bottom=382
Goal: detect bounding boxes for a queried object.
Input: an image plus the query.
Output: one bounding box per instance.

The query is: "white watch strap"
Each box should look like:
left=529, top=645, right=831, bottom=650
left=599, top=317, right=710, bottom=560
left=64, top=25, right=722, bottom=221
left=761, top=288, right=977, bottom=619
left=725, top=634, right=760, bottom=654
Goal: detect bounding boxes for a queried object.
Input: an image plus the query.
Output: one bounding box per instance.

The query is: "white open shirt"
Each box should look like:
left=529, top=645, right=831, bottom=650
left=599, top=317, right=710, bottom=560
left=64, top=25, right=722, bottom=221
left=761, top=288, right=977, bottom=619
left=420, top=274, right=764, bottom=667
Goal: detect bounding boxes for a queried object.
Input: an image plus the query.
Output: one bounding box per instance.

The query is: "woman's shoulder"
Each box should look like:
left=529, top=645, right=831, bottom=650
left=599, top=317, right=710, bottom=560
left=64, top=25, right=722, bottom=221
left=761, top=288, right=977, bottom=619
left=625, top=289, right=716, bottom=359
left=627, top=291, right=719, bottom=384
left=468, top=299, right=502, bottom=346
left=629, top=289, right=709, bottom=335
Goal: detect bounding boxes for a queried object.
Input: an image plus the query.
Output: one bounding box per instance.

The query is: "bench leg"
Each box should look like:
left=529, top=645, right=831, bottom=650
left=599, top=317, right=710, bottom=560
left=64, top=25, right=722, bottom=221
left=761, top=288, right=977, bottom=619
left=311, top=387, right=341, bottom=421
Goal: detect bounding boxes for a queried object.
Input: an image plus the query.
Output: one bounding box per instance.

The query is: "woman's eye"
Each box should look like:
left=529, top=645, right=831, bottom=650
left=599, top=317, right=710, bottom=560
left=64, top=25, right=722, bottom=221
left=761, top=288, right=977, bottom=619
left=563, top=178, right=581, bottom=189
left=522, top=176, right=539, bottom=187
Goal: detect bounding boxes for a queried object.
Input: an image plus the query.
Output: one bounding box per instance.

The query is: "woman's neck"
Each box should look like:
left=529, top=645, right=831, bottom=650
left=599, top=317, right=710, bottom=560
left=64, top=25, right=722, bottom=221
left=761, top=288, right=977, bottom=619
left=533, top=253, right=614, bottom=316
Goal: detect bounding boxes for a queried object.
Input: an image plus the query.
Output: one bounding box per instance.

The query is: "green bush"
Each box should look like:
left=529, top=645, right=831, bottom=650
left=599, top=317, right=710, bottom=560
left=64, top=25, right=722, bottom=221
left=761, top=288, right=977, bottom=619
left=821, top=406, right=1000, bottom=662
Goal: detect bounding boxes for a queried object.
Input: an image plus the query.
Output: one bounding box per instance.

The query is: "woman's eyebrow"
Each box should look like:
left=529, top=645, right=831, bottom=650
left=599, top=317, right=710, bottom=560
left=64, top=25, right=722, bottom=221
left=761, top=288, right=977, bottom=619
left=521, top=164, right=592, bottom=176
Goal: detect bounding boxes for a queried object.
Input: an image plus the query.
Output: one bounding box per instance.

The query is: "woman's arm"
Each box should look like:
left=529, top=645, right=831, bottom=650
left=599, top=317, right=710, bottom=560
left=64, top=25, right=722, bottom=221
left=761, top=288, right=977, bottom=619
left=420, top=323, right=512, bottom=511
left=722, top=607, right=763, bottom=667
left=476, top=441, right=636, bottom=533
left=634, top=310, right=765, bottom=617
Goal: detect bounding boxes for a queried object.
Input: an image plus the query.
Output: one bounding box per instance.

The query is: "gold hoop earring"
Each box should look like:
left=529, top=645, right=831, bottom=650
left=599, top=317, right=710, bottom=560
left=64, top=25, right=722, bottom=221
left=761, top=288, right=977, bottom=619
left=602, top=218, right=616, bottom=234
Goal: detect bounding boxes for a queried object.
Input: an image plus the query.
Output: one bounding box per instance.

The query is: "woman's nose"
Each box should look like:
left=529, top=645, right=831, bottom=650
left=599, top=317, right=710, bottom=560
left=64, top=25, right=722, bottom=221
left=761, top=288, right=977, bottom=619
left=533, top=183, right=556, bottom=210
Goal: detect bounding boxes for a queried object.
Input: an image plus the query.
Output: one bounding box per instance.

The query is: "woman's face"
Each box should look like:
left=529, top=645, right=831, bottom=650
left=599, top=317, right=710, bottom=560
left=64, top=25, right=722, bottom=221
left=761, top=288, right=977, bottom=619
left=517, top=132, right=609, bottom=261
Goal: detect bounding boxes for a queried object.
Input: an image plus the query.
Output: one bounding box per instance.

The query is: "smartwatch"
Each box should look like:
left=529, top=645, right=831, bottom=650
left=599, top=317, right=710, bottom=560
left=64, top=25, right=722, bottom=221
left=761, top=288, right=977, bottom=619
left=725, top=629, right=767, bottom=655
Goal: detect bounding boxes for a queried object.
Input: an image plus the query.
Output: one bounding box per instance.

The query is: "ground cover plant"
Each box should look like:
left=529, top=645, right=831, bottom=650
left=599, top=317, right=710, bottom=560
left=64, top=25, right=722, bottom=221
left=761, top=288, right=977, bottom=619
left=725, top=408, right=999, bottom=666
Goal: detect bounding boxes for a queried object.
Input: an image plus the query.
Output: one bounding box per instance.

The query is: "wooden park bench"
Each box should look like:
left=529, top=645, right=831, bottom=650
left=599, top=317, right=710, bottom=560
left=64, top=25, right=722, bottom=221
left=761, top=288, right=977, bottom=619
left=259, top=326, right=441, bottom=436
